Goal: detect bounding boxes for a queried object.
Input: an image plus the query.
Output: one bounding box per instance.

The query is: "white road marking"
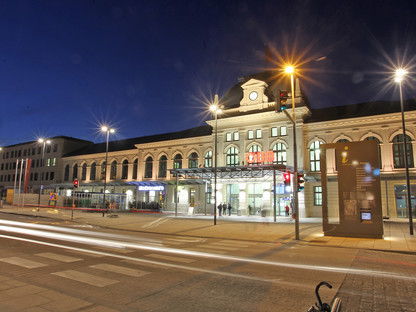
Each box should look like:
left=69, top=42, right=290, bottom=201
left=141, top=217, right=170, bottom=228
left=0, top=256, right=47, bottom=268
left=52, top=270, right=119, bottom=287
left=36, top=252, right=82, bottom=262
left=90, top=263, right=150, bottom=277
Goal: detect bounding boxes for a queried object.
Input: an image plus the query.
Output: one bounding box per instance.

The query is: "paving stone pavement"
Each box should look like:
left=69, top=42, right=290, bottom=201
left=335, top=250, right=416, bottom=312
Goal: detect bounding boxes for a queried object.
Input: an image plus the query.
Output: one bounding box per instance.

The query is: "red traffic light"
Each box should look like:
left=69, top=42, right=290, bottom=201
left=283, top=172, right=290, bottom=182
left=73, top=179, right=79, bottom=188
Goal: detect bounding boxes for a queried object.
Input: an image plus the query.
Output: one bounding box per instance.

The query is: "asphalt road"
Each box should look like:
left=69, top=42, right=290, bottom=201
left=0, top=213, right=415, bottom=312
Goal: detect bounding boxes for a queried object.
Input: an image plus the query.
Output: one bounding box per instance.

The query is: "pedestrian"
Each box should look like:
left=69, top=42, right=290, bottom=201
left=227, top=203, right=232, bottom=216
left=285, top=204, right=289, bottom=216
left=223, top=203, right=227, bottom=216
left=218, top=203, right=222, bottom=216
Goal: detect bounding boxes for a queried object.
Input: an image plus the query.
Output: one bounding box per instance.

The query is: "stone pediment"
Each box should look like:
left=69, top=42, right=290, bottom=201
left=239, top=78, right=269, bottom=111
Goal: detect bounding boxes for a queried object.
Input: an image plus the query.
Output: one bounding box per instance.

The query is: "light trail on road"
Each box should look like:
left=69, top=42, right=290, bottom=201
left=0, top=220, right=415, bottom=282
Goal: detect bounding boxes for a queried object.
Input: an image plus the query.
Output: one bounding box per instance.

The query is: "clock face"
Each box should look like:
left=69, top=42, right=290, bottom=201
left=249, top=91, right=258, bottom=101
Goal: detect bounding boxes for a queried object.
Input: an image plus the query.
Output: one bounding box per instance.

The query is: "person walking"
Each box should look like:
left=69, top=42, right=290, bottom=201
left=218, top=203, right=222, bottom=216
left=227, top=203, right=232, bottom=216
left=285, top=204, right=290, bottom=216
left=222, top=203, right=227, bottom=216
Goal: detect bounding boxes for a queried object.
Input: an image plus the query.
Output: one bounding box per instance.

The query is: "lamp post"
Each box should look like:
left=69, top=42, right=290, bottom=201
left=37, top=138, right=51, bottom=208
left=395, top=69, right=414, bottom=235
left=210, top=94, right=222, bottom=226
left=285, top=66, right=300, bottom=240
left=101, top=126, right=115, bottom=217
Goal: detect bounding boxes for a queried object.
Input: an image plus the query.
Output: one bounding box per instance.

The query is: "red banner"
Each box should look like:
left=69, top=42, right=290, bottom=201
left=24, top=159, right=31, bottom=194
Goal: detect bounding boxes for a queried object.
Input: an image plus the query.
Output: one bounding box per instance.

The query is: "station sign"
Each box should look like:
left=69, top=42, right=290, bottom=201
left=246, top=151, right=274, bottom=164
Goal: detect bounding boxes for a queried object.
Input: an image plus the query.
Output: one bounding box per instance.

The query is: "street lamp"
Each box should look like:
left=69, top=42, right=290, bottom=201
left=210, top=94, right=222, bottom=226
left=285, top=65, right=300, bottom=240
left=395, top=69, right=414, bottom=235
left=101, top=126, right=115, bottom=217
left=37, top=138, right=51, bottom=208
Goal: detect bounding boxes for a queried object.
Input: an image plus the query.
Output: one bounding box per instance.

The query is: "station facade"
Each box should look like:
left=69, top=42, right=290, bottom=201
left=1, top=70, right=416, bottom=220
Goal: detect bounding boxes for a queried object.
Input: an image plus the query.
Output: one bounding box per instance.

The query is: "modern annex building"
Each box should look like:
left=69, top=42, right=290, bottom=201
left=1, top=70, right=415, bottom=220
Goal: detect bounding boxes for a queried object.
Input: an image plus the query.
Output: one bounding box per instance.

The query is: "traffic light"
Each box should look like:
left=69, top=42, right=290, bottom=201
left=283, top=172, right=291, bottom=187
left=276, top=90, right=288, bottom=111
left=73, top=179, right=79, bottom=189
left=297, top=173, right=305, bottom=191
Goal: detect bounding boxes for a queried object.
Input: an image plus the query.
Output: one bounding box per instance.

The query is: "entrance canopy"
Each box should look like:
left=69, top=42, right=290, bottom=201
left=170, top=164, right=289, bottom=180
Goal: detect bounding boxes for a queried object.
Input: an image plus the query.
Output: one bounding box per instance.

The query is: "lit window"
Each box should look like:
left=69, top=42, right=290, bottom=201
left=233, top=131, right=239, bottom=141
left=314, top=186, right=322, bottom=206
left=248, top=130, right=254, bottom=140
left=272, top=142, right=287, bottom=165
left=226, top=132, right=232, bottom=142
left=271, top=127, right=278, bottom=137
left=310, top=141, right=322, bottom=172
left=280, top=126, right=287, bottom=136
left=226, top=147, right=239, bottom=167
left=204, top=151, right=213, bottom=168
left=256, top=129, right=262, bottom=138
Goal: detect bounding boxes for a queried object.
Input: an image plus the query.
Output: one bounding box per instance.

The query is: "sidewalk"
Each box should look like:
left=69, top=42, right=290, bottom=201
left=1, top=205, right=415, bottom=254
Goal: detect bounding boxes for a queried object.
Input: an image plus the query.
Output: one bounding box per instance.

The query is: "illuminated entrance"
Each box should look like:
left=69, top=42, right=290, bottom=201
left=170, top=164, right=290, bottom=220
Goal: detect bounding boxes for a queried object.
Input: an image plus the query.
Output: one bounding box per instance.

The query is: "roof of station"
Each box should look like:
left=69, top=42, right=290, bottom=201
left=63, top=125, right=212, bottom=157
left=304, top=99, right=416, bottom=123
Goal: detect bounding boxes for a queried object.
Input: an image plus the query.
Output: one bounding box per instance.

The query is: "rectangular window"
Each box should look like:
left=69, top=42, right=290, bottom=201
left=34, top=173, right=38, bottom=181
left=314, top=186, right=322, bottom=206
left=256, top=129, right=262, bottom=138
left=206, top=186, right=212, bottom=204
left=280, top=126, right=287, bottom=136
left=248, top=130, right=254, bottom=140
left=32, top=148, right=36, bottom=155
left=50, top=171, right=54, bottom=180
left=52, top=158, right=56, bottom=166
left=226, top=132, right=232, bottom=142
left=53, top=144, right=58, bottom=152
left=271, top=127, right=278, bottom=137
left=233, top=131, right=239, bottom=141
left=47, top=158, right=51, bottom=167
left=45, top=172, right=49, bottom=180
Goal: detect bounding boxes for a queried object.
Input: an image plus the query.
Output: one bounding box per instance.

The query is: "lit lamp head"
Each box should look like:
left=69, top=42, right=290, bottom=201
left=101, top=126, right=115, bottom=133
left=285, top=66, right=294, bottom=74
left=394, top=69, right=407, bottom=83
left=38, top=138, right=51, bottom=144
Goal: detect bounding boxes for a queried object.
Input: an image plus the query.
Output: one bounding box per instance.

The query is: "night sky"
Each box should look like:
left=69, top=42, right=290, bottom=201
left=1, top=0, right=415, bottom=147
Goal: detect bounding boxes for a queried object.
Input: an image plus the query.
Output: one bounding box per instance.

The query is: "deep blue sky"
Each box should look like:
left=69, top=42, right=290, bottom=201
left=1, top=0, right=415, bottom=147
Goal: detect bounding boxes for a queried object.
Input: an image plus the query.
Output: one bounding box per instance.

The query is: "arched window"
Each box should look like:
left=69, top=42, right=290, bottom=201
left=188, top=152, right=198, bottom=168
left=81, top=163, right=87, bottom=180
left=72, top=164, right=78, bottom=180
left=365, top=137, right=382, bottom=168
left=226, top=147, right=239, bottom=167
left=101, top=161, right=106, bottom=180
left=145, top=156, right=153, bottom=178
left=122, top=160, right=128, bottom=179
left=393, top=134, right=414, bottom=168
left=204, top=151, right=213, bottom=168
left=310, top=141, right=322, bottom=172
left=174, top=154, right=182, bottom=169
left=64, top=164, right=69, bottom=181
left=110, top=161, right=117, bottom=180
left=132, top=159, right=138, bottom=179
left=159, top=155, right=167, bottom=178
left=248, top=144, right=262, bottom=165
left=90, top=162, right=96, bottom=180
left=272, top=142, right=287, bottom=165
